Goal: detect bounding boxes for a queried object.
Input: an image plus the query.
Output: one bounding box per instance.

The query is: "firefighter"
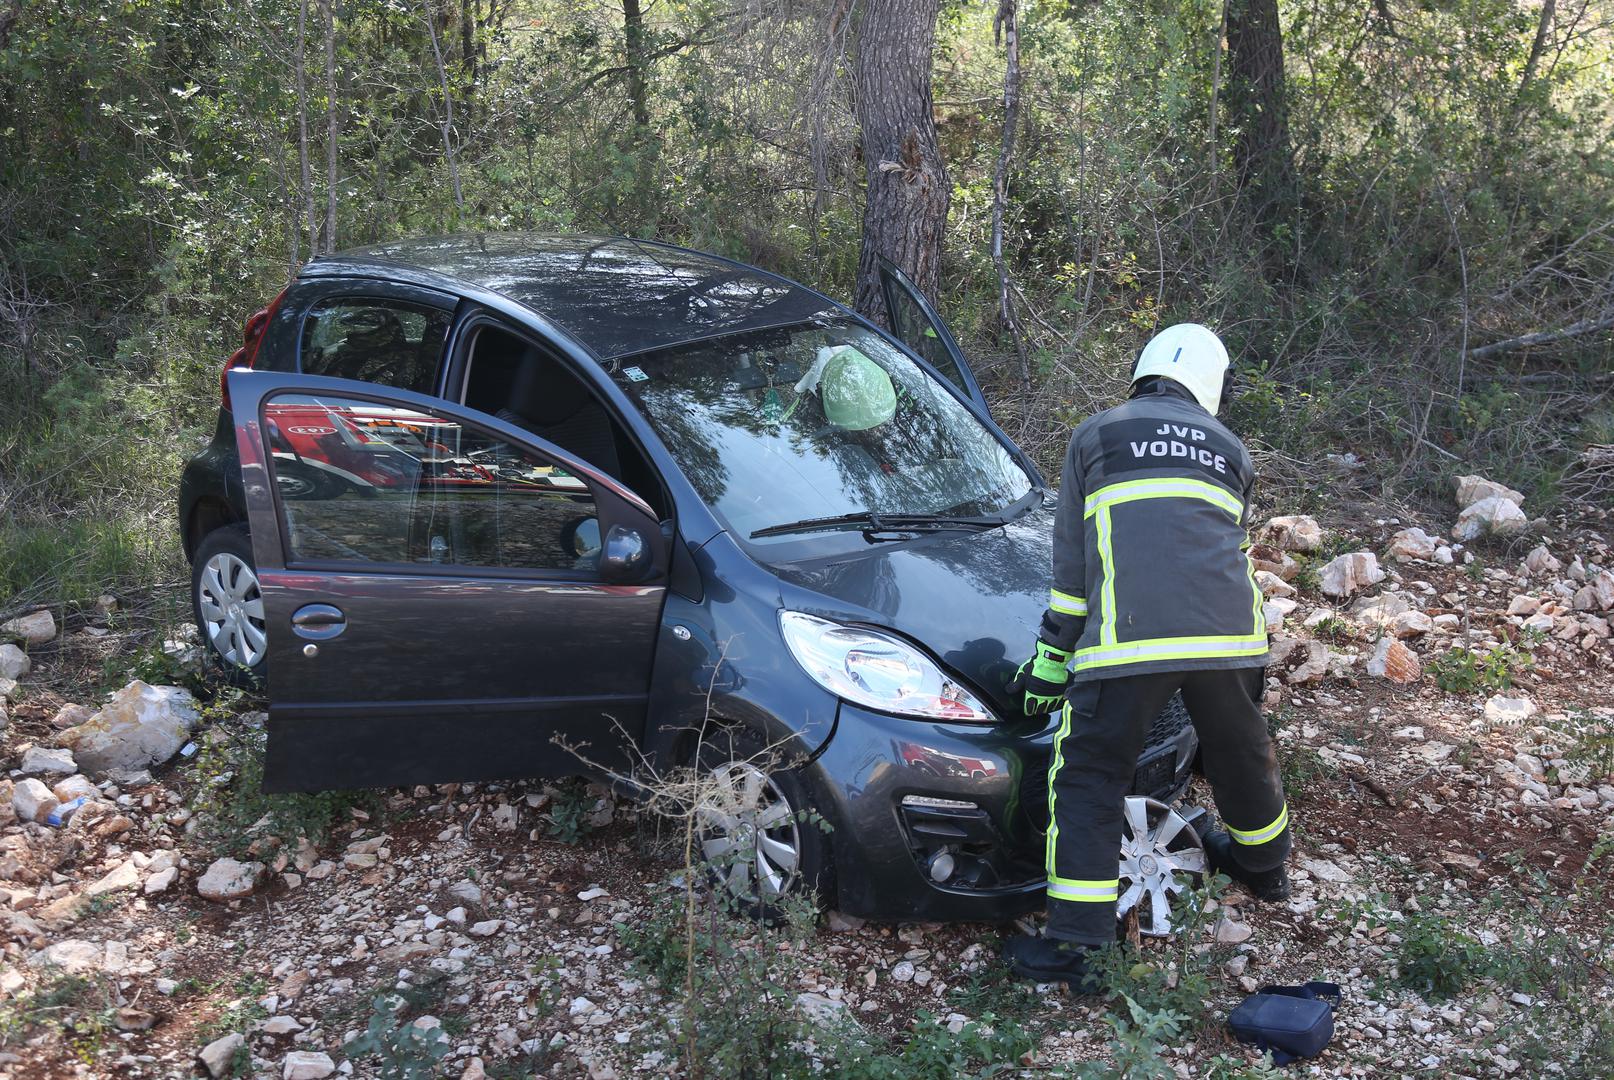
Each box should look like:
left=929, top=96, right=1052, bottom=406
left=1005, top=323, right=1291, bottom=987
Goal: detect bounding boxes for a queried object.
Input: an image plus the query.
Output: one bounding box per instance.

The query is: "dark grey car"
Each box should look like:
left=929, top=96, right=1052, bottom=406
left=179, top=234, right=1203, bottom=926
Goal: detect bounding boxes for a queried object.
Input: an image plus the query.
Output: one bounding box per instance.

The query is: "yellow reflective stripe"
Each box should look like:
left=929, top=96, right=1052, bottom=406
left=1247, top=548, right=1266, bottom=638
left=1073, top=634, right=1269, bottom=671
left=1049, top=588, right=1088, bottom=616
left=1229, top=803, right=1289, bottom=846
left=1044, top=702, right=1073, bottom=881
left=1097, top=505, right=1117, bottom=645
left=1083, top=477, right=1243, bottom=520
left=1047, top=878, right=1120, bottom=902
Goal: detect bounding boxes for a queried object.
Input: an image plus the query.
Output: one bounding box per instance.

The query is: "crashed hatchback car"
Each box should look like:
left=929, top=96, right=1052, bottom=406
left=178, top=234, right=1201, bottom=924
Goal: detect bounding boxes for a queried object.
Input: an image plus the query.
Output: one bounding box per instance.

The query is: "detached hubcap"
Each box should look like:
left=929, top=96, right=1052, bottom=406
left=695, top=761, right=801, bottom=900
left=1118, top=796, right=1207, bottom=936
left=197, top=552, right=267, bottom=668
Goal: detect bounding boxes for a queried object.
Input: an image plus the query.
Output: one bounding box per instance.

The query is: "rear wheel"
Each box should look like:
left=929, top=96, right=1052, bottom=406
left=191, top=524, right=267, bottom=685
left=690, top=726, right=833, bottom=920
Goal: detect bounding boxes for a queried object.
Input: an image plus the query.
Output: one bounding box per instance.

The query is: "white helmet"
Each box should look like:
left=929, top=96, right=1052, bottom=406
left=1132, top=323, right=1230, bottom=415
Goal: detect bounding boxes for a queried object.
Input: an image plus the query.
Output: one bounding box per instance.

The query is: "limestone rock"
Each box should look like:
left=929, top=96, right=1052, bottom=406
left=282, top=1051, right=335, bottom=1080
left=51, top=774, right=98, bottom=803
left=1248, top=544, right=1301, bottom=581
left=19, top=745, right=76, bottom=776
left=1507, top=595, right=1540, bottom=616
left=1523, top=545, right=1562, bottom=575
left=200, top=1033, right=246, bottom=1078
left=1453, top=497, right=1527, bottom=542
left=85, top=860, right=140, bottom=897
left=1455, top=474, right=1524, bottom=510
left=1259, top=515, right=1323, bottom=553
left=1484, top=695, right=1536, bottom=726
left=1, top=610, right=56, bottom=645
left=1286, top=641, right=1330, bottom=685
left=13, top=777, right=59, bottom=823
left=1319, top=552, right=1385, bottom=598
left=144, top=866, right=178, bottom=895
left=1214, top=916, right=1254, bottom=944
left=0, top=644, right=28, bottom=680
left=1388, top=527, right=1438, bottom=561
left=1350, top=591, right=1414, bottom=627
left=27, top=939, right=110, bottom=974
left=1255, top=571, right=1296, bottom=599
left=1391, top=611, right=1434, bottom=638
left=51, top=703, right=95, bottom=730
left=58, top=680, right=202, bottom=777
left=1366, top=637, right=1421, bottom=684
left=197, top=858, right=265, bottom=902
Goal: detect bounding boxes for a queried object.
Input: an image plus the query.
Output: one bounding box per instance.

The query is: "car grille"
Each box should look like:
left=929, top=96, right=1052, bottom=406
left=1018, top=692, right=1193, bottom=834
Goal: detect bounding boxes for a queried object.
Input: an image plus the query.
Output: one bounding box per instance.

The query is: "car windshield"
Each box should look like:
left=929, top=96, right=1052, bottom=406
left=612, top=319, right=1032, bottom=543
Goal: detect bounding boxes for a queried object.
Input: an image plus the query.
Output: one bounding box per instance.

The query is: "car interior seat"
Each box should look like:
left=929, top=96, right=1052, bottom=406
left=495, top=348, right=623, bottom=480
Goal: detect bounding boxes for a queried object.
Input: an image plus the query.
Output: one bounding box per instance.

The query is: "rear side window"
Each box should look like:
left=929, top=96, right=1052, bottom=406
left=299, top=298, right=452, bottom=395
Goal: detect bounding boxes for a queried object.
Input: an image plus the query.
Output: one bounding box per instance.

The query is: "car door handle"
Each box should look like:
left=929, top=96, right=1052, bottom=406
left=290, top=603, right=347, bottom=640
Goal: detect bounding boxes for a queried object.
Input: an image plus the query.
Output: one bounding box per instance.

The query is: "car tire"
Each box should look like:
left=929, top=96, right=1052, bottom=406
left=191, top=524, right=268, bottom=686
left=690, top=724, right=835, bottom=922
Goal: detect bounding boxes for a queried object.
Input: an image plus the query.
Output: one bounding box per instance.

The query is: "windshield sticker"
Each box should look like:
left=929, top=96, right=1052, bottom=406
left=623, top=365, right=649, bottom=382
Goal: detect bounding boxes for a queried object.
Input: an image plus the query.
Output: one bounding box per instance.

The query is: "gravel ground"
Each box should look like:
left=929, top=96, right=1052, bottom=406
left=1, top=502, right=1611, bottom=1079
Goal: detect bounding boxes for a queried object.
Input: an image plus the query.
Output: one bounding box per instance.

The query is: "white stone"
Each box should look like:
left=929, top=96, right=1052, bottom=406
left=1366, top=637, right=1421, bottom=683
left=13, top=777, right=59, bottom=822
left=449, top=879, right=483, bottom=904
left=1320, top=552, right=1385, bottom=598
left=0, top=644, right=29, bottom=680
left=282, top=1051, right=335, bottom=1080
left=1255, top=571, right=1296, bottom=599
left=469, top=919, right=502, bottom=936
left=197, top=857, right=265, bottom=902
left=1484, top=695, right=1536, bottom=726
left=1507, top=595, right=1540, bottom=616
left=1391, top=611, right=1434, bottom=638
left=1214, top=917, right=1254, bottom=944
left=57, top=681, right=202, bottom=776
left=1, top=610, right=56, bottom=645
left=144, top=866, right=178, bottom=895
left=261, top=1015, right=304, bottom=1035
left=1387, top=527, right=1438, bottom=561
left=1286, top=641, right=1330, bottom=685
left=51, top=703, right=94, bottom=729
left=27, top=939, right=107, bottom=974
left=200, top=1033, right=245, bottom=1077
left=1261, top=515, right=1324, bottom=553
left=569, top=996, right=596, bottom=1016
left=891, top=960, right=916, bottom=982
left=51, top=774, right=97, bottom=803
left=1455, top=475, right=1524, bottom=510
left=1350, top=591, right=1413, bottom=627
left=85, top=859, right=141, bottom=897
left=1453, top=497, right=1528, bottom=542
left=1523, top=546, right=1562, bottom=575
left=20, top=745, right=76, bottom=776
left=1300, top=858, right=1352, bottom=883
left=1434, top=546, right=1454, bottom=564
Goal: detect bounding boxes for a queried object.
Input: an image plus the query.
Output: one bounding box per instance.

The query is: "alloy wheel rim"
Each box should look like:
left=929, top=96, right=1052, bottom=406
left=695, top=760, right=801, bottom=900
left=1117, top=796, right=1207, bottom=936
left=197, top=552, right=267, bottom=668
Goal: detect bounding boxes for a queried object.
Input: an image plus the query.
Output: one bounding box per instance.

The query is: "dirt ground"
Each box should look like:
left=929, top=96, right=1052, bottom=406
left=1, top=501, right=1611, bottom=1079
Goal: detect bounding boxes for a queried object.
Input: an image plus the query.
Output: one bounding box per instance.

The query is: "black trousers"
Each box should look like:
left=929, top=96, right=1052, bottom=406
left=1044, top=667, right=1290, bottom=945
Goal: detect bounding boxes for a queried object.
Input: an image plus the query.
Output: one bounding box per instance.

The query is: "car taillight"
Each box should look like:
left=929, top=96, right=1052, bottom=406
left=221, top=287, right=287, bottom=412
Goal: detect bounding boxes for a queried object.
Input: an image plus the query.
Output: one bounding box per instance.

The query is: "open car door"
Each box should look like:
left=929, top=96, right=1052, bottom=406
left=877, top=256, right=989, bottom=412
left=227, top=369, right=668, bottom=792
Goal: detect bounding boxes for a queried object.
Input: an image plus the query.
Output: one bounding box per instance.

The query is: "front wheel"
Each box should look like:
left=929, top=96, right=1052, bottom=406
left=690, top=725, right=834, bottom=920
left=191, top=524, right=267, bottom=685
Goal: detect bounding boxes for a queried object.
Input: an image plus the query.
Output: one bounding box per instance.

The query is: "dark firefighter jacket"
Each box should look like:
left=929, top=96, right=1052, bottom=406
left=1041, top=380, right=1269, bottom=682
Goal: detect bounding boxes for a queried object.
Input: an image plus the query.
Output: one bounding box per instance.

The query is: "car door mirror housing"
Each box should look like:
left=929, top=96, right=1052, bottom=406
left=601, top=523, right=651, bottom=581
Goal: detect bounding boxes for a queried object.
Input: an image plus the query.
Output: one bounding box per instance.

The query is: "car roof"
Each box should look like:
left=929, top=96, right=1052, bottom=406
left=310, top=233, right=842, bottom=360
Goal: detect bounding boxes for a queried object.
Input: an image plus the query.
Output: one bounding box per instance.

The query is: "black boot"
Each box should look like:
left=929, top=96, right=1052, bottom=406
left=1003, top=934, right=1101, bottom=990
left=1203, top=831, right=1291, bottom=902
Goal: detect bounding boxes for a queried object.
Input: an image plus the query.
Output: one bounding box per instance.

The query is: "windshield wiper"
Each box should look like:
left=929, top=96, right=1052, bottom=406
left=750, top=511, right=1006, bottom=540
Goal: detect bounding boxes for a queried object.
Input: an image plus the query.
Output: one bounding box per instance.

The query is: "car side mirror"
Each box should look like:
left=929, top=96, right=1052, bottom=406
left=600, top=523, right=651, bottom=582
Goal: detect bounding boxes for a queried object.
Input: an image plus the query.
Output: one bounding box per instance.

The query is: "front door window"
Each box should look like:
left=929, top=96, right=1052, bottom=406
left=264, top=392, right=600, bottom=573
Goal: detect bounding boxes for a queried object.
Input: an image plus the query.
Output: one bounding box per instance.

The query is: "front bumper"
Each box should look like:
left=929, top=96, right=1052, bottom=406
left=808, top=701, right=1198, bottom=923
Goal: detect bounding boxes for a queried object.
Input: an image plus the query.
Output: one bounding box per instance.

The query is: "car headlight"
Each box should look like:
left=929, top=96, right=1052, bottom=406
left=779, top=611, right=993, bottom=723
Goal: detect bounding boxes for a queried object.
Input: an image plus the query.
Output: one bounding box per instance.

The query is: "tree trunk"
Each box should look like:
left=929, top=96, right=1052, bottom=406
left=1225, top=0, right=1295, bottom=222
left=852, top=0, right=950, bottom=322
left=322, top=0, right=338, bottom=254
left=295, top=0, right=316, bottom=257
left=620, top=0, right=655, bottom=224
left=991, top=0, right=1029, bottom=388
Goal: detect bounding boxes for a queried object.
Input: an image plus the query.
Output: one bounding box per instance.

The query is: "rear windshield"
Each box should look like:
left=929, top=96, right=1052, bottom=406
left=611, top=319, right=1030, bottom=544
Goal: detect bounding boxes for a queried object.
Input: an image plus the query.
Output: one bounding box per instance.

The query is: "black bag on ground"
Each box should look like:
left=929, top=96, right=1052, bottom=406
left=1226, top=981, right=1341, bottom=1065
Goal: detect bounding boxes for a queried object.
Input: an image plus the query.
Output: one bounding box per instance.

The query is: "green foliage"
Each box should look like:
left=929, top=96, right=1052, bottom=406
left=186, top=716, right=379, bottom=857
left=0, top=972, right=119, bottom=1063
left=344, top=994, right=452, bottom=1080
left=1429, top=645, right=1532, bottom=694
left=1395, top=911, right=1492, bottom=1000
left=836, top=1011, right=1036, bottom=1079
left=1309, top=615, right=1352, bottom=643
left=543, top=778, right=599, bottom=845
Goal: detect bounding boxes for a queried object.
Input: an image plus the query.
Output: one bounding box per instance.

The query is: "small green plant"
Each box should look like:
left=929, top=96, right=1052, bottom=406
left=1281, top=744, right=1336, bottom=791
left=344, top=994, right=452, bottom=1080
left=1396, top=910, right=1492, bottom=1000
left=837, top=1011, right=1036, bottom=1078
left=1310, top=615, right=1352, bottom=642
left=543, top=778, right=598, bottom=844
left=1429, top=644, right=1532, bottom=694
left=0, top=971, right=119, bottom=1063
left=196, top=976, right=269, bottom=1044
